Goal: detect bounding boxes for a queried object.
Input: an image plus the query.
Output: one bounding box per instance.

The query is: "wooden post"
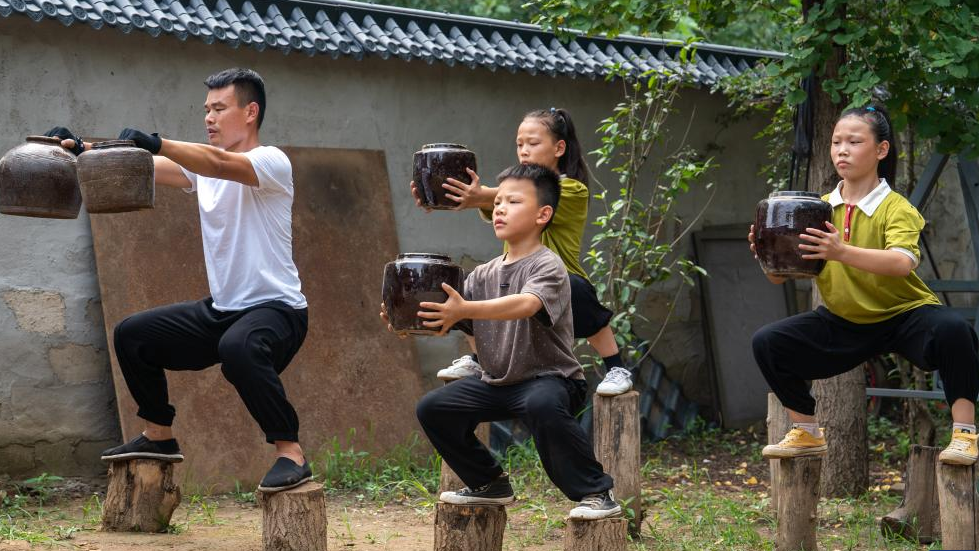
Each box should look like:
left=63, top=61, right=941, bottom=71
left=593, top=391, right=641, bottom=533
left=767, top=392, right=791, bottom=513
left=937, top=462, right=979, bottom=550
left=775, top=456, right=821, bottom=551
left=101, top=459, right=181, bottom=532
left=439, top=423, right=492, bottom=494
left=562, top=518, right=628, bottom=551
left=433, top=502, right=506, bottom=551
left=880, top=445, right=940, bottom=543
left=257, top=481, right=328, bottom=551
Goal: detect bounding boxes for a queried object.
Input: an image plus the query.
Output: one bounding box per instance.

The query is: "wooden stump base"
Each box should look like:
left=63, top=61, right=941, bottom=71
left=257, top=481, right=328, bottom=551
left=434, top=502, right=506, bottom=551
left=101, top=459, right=181, bottom=533
left=593, top=391, right=642, bottom=533
left=562, top=518, right=628, bottom=551
left=937, top=461, right=979, bottom=550
left=775, top=456, right=821, bottom=551
left=880, top=445, right=940, bottom=543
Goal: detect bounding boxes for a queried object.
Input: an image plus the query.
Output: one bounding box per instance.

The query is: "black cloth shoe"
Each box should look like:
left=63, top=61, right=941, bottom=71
left=258, top=457, right=313, bottom=493
left=439, top=473, right=515, bottom=505
left=100, top=434, right=184, bottom=463
left=568, top=490, right=622, bottom=520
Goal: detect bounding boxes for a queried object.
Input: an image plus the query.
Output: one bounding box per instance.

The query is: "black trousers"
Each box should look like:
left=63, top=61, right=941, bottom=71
left=753, top=304, right=979, bottom=416
left=113, top=298, right=308, bottom=443
left=416, top=375, right=613, bottom=501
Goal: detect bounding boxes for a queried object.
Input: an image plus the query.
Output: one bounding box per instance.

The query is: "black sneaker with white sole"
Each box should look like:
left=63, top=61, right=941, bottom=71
left=100, top=434, right=184, bottom=463
left=439, top=473, right=515, bottom=505
left=257, top=457, right=313, bottom=493
left=568, top=491, right=622, bottom=520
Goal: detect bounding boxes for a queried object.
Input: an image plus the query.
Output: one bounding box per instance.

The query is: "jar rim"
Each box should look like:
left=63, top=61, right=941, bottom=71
left=91, top=140, right=137, bottom=149
left=421, top=143, right=469, bottom=151
left=769, top=191, right=822, bottom=199
left=397, top=252, right=453, bottom=262
left=25, top=135, right=62, bottom=145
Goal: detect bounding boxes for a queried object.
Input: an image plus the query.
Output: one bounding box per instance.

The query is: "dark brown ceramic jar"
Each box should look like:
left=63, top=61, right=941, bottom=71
left=77, top=140, right=155, bottom=213
left=0, top=136, right=81, bottom=219
left=754, top=191, right=834, bottom=279
left=382, top=253, right=465, bottom=335
left=412, top=143, right=477, bottom=210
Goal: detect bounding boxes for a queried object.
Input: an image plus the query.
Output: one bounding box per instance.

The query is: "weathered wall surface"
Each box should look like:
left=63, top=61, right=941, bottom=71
left=0, top=13, right=775, bottom=477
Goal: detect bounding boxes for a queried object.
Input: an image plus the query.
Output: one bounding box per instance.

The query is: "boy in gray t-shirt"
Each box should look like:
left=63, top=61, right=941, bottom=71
left=383, top=164, right=619, bottom=520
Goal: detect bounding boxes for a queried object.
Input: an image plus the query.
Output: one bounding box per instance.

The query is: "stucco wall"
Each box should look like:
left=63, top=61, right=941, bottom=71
left=0, top=14, right=773, bottom=477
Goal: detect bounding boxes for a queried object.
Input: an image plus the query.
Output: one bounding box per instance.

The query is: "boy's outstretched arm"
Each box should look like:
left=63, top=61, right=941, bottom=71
left=418, top=283, right=542, bottom=336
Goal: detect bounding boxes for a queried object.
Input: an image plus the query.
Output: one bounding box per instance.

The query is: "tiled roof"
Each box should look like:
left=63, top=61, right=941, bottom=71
left=0, top=0, right=781, bottom=82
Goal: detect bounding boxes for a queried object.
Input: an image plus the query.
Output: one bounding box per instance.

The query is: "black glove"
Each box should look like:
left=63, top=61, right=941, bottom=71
left=118, top=128, right=162, bottom=154
left=43, top=126, right=85, bottom=156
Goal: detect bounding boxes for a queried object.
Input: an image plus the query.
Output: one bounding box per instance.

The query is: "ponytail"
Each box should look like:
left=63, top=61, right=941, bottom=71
left=838, top=103, right=897, bottom=186
left=523, top=107, right=589, bottom=186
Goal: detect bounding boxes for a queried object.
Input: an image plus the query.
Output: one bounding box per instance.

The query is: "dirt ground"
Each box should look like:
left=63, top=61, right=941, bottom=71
left=0, top=492, right=598, bottom=551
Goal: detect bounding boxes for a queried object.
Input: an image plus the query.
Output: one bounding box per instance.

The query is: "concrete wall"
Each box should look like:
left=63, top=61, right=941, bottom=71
left=0, top=14, right=773, bottom=477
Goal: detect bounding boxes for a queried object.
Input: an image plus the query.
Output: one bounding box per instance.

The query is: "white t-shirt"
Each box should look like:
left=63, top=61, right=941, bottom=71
left=181, top=146, right=307, bottom=311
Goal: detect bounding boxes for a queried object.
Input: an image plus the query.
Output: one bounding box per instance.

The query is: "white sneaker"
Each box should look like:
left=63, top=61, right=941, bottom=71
left=436, top=355, right=482, bottom=381
left=596, top=366, right=632, bottom=396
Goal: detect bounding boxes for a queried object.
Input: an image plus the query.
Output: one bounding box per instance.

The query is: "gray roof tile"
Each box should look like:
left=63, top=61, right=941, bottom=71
left=1, top=0, right=780, bottom=82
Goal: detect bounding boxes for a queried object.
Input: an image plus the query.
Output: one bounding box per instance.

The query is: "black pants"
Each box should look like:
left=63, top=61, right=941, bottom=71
left=753, top=305, right=979, bottom=416
left=113, top=298, right=308, bottom=443
left=569, top=274, right=614, bottom=339
left=416, top=375, right=613, bottom=501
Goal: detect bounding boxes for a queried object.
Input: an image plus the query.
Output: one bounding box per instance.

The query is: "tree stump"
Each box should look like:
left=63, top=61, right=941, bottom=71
left=936, top=462, right=979, bottom=550
left=101, top=459, right=181, bottom=532
left=257, top=481, right=328, bottom=551
left=766, top=393, right=792, bottom=513
left=880, top=445, right=940, bottom=543
left=433, top=502, right=506, bottom=551
left=562, top=518, right=628, bottom=551
left=593, top=391, right=641, bottom=533
left=439, top=422, right=491, bottom=494
left=775, top=456, right=821, bottom=551
left=812, top=362, right=868, bottom=498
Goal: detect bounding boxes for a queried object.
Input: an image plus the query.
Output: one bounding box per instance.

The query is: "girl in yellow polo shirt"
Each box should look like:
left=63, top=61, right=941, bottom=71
left=411, top=108, right=632, bottom=396
left=749, top=104, right=978, bottom=465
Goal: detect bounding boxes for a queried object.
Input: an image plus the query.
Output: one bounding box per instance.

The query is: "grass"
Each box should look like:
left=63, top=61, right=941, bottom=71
left=0, top=420, right=960, bottom=550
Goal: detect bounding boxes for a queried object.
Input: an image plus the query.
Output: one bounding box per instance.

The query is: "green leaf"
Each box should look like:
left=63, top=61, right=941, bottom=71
left=786, top=88, right=807, bottom=105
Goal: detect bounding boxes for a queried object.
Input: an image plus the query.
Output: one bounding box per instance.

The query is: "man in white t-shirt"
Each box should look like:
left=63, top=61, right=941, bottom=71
left=49, top=68, right=310, bottom=492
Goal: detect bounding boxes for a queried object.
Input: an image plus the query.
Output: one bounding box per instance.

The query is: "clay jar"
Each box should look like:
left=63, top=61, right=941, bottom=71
left=77, top=140, right=155, bottom=213
left=412, top=143, right=477, bottom=210
left=0, top=136, right=81, bottom=219
left=754, top=191, right=834, bottom=279
left=382, top=253, right=465, bottom=335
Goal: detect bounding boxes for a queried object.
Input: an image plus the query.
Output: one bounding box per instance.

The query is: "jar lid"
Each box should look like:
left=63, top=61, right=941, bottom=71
left=421, top=143, right=469, bottom=151
left=397, top=252, right=453, bottom=262
left=25, top=136, right=62, bottom=145
left=91, top=140, right=137, bottom=149
left=770, top=191, right=822, bottom=199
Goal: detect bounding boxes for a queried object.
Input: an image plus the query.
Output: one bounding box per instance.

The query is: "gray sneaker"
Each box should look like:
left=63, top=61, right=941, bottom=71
left=568, top=491, right=622, bottom=520
left=439, top=474, right=515, bottom=505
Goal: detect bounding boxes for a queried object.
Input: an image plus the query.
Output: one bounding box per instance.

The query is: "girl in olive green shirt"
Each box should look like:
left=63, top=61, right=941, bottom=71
left=749, top=104, right=977, bottom=465
left=411, top=108, right=632, bottom=396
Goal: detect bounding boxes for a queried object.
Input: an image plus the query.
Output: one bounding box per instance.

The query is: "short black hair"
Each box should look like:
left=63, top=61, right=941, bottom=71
left=496, top=163, right=561, bottom=229
left=204, top=68, right=267, bottom=129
